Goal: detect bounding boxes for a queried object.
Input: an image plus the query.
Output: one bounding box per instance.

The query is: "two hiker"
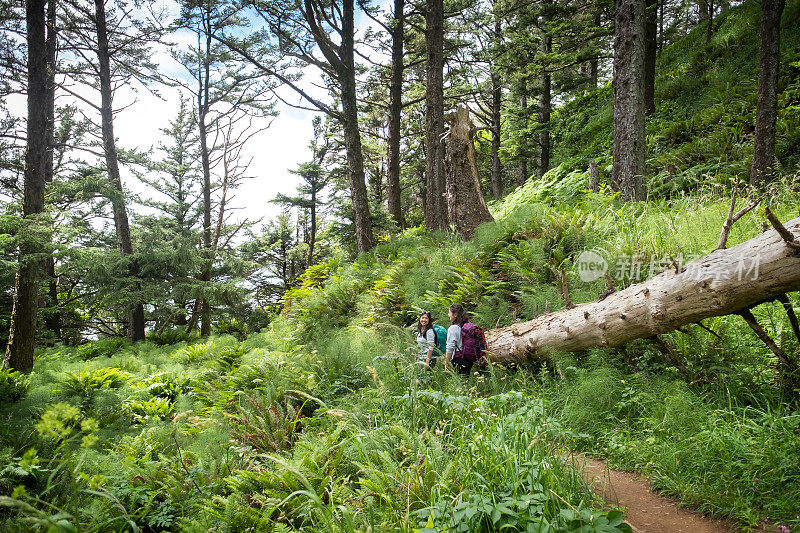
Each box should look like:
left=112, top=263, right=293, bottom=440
left=415, top=303, right=486, bottom=375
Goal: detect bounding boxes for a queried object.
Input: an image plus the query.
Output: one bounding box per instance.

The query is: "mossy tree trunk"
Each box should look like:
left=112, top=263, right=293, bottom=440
left=386, top=0, right=405, bottom=230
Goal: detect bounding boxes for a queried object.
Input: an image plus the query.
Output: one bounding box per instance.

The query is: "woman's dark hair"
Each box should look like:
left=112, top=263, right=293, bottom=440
left=417, top=311, right=434, bottom=337
left=449, top=303, right=469, bottom=326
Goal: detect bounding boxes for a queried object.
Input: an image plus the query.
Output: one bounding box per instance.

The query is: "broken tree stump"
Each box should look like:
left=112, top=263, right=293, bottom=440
left=444, top=105, right=494, bottom=240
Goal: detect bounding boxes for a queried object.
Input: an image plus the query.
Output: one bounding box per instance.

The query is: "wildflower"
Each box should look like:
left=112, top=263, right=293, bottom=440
left=366, top=366, right=379, bottom=383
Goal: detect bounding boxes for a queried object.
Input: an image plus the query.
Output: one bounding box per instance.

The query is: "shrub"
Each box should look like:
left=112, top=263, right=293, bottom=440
left=0, top=369, right=30, bottom=402
left=214, top=318, right=249, bottom=340
left=76, top=337, right=132, bottom=360
left=146, top=327, right=192, bottom=346
left=61, top=367, right=132, bottom=398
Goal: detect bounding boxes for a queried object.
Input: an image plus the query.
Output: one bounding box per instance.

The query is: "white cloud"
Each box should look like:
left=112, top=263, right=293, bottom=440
left=8, top=1, right=397, bottom=232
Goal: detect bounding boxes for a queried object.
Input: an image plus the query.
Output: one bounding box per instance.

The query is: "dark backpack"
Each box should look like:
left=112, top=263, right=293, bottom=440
left=432, top=324, right=448, bottom=357
left=454, top=322, right=487, bottom=362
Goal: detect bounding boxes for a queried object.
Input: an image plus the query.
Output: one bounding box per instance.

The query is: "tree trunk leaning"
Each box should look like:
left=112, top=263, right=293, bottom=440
left=445, top=106, right=494, bottom=240
left=94, top=0, right=145, bottom=341
left=339, top=0, right=376, bottom=252
left=486, top=217, right=800, bottom=364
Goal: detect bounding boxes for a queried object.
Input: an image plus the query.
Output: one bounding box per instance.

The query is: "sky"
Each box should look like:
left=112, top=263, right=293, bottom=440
left=117, top=1, right=392, bottom=228
left=8, top=0, right=390, bottom=230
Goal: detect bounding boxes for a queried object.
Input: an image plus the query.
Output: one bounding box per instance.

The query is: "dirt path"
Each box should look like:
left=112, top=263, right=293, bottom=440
left=569, top=453, right=749, bottom=533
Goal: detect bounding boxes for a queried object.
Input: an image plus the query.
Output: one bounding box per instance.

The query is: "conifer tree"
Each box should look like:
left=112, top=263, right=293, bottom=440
left=5, top=0, right=48, bottom=372
left=425, top=0, right=448, bottom=230
left=174, top=0, right=275, bottom=335
left=611, top=0, right=647, bottom=201
left=135, top=97, right=202, bottom=327
left=749, top=0, right=785, bottom=189
left=55, top=0, right=168, bottom=340
left=272, top=117, right=329, bottom=269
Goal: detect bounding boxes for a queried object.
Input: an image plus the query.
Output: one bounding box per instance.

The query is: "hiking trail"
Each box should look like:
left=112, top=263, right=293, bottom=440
left=570, top=453, right=775, bottom=533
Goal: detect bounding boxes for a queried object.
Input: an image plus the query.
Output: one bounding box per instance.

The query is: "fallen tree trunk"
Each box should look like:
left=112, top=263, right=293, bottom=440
left=486, top=216, right=800, bottom=364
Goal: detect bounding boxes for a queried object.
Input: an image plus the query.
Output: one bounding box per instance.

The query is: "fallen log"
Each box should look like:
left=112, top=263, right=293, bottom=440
left=486, top=216, right=800, bottom=364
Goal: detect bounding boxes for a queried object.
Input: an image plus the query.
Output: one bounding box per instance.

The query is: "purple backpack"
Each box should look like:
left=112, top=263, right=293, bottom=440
left=454, top=322, right=487, bottom=362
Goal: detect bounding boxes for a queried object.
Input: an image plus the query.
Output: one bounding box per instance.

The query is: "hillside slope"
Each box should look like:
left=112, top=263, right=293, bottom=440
left=546, top=0, right=800, bottom=197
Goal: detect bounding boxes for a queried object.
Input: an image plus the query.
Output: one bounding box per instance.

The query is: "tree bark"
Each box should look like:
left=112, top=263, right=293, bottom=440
left=538, top=0, right=551, bottom=178
left=698, top=0, right=709, bottom=22
left=705, top=0, right=714, bottom=43
left=445, top=106, right=494, bottom=240
left=198, top=10, right=213, bottom=337
left=308, top=180, right=317, bottom=266
left=5, top=0, right=48, bottom=372
left=749, top=0, right=785, bottom=190
left=338, top=0, right=376, bottom=252
left=611, top=0, right=647, bottom=201
left=94, top=0, right=145, bottom=341
left=425, top=0, right=447, bottom=230
left=589, top=159, right=600, bottom=191
left=658, top=0, right=664, bottom=56
left=43, top=0, right=60, bottom=341
left=486, top=217, right=800, bottom=364
left=518, top=92, right=528, bottom=186
left=590, top=9, right=600, bottom=87
left=644, top=0, right=657, bottom=116
left=490, top=67, right=504, bottom=199
left=386, top=0, right=405, bottom=230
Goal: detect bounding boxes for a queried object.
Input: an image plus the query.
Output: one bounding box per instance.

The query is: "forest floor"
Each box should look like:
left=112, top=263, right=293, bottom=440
left=570, top=453, right=774, bottom=533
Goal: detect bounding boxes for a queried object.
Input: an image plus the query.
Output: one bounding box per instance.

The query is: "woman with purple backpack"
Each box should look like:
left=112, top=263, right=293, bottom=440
left=445, top=303, right=487, bottom=376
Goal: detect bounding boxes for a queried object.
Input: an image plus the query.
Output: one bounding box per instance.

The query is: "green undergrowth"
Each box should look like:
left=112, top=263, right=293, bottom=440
left=3, top=0, right=800, bottom=527
left=2, top=183, right=799, bottom=531
left=0, top=326, right=634, bottom=532
left=548, top=361, right=800, bottom=529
